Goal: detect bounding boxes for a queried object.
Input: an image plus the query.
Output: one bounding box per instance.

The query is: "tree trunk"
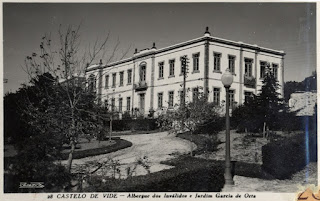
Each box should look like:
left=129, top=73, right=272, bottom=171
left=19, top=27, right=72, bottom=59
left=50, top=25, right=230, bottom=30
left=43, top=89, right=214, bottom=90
left=67, top=140, right=75, bottom=173
left=190, top=132, right=193, bottom=156
left=266, top=126, right=270, bottom=139
left=67, top=108, right=76, bottom=173
left=263, top=122, right=266, bottom=138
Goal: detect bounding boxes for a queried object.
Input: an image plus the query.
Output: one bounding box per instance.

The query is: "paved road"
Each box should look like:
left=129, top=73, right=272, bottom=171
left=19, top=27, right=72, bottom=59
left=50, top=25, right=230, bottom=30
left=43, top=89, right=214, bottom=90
left=68, top=131, right=196, bottom=178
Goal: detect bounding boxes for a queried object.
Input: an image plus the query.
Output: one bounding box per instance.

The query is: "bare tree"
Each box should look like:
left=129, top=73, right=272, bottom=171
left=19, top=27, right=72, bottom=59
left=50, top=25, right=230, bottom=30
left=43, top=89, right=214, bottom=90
left=23, top=24, right=129, bottom=173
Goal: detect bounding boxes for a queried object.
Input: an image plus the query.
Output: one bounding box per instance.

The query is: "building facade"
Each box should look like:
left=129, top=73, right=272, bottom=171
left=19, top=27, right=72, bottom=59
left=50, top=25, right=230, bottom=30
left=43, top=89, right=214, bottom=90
left=86, top=28, right=285, bottom=118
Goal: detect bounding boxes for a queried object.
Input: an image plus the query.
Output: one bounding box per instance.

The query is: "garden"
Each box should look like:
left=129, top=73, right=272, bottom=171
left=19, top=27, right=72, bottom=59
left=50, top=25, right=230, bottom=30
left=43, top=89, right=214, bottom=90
left=3, top=45, right=317, bottom=193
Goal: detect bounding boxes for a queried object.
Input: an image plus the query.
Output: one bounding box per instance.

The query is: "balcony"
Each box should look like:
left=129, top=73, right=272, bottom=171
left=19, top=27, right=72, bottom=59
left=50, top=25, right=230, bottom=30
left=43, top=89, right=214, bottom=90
left=244, top=75, right=256, bottom=88
left=134, top=81, right=148, bottom=92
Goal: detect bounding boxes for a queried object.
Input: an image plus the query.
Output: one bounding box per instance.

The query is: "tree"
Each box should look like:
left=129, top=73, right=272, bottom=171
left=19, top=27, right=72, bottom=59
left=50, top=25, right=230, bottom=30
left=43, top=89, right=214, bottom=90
left=256, top=64, right=284, bottom=136
left=231, top=95, right=263, bottom=133
left=284, top=81, right=304, bottom=102
left=21, top=24, right=127, bottom=174
left=232, top=63, right=292, bottom=136
left=157, top=91, right=223, bottom=155
left=5, top=73, right=72, bottom=192
left=284, top=71, right=317, bottom=102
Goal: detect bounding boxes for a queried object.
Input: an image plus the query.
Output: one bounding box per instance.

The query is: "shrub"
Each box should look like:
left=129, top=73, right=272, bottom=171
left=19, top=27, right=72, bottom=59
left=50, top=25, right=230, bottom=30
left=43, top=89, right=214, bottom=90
left=104, top=119, right=158, bottom=131
left=60, top=139, right=132, bottom=160
left=157, top=94, right=223, bottom=135
left=177, top=132, right=221, bottom=154
left=84, top=156, right=225, bottom=192
left=194, top=116, right=224, bottom=135
left=262, top=131, right=317, bottom=179
left=5, top=158, right=71, bottom=193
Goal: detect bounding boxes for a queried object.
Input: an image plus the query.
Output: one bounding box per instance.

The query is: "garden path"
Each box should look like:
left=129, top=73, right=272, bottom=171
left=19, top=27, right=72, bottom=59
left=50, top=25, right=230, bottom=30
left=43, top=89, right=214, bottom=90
left=67, top=131, right=196, bottom=178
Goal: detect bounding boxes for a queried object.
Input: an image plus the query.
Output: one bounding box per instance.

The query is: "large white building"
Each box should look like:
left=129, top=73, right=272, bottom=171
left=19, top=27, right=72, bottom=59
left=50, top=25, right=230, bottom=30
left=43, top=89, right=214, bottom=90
left=86, top=27, right=285, bottom=118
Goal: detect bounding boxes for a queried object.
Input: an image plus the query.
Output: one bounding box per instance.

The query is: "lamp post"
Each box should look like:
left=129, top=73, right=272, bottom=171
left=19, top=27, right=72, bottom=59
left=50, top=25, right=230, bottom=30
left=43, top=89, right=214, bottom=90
left=221, top=68, right=235, bottom=186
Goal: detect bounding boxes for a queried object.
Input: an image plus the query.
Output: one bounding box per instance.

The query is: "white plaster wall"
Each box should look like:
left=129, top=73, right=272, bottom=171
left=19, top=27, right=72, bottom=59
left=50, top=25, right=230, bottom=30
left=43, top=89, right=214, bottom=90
left=86, top=37, right=285, bottom=117
left=256, top=52, right=283, bottom=96
left=153, top=41, right=205, bottom=112
left=101, top=61, right=134, bottom=113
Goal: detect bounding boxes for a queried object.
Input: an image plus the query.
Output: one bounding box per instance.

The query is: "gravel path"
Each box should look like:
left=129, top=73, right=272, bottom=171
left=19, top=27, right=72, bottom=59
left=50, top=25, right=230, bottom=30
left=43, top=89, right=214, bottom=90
left=223, top=162, right=317, bottom=192
left=64, top=131, right=196, bottom=178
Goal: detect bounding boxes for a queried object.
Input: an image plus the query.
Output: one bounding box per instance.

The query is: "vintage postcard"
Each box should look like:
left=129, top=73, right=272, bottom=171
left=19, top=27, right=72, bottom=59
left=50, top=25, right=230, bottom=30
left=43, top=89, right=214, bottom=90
left=1, top=1, right=318, bottom=201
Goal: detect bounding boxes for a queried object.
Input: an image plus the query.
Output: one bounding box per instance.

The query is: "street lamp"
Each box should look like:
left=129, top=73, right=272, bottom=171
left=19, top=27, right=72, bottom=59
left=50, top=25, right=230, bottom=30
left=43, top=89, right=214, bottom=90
left=221, top=68, right=235, bottom=186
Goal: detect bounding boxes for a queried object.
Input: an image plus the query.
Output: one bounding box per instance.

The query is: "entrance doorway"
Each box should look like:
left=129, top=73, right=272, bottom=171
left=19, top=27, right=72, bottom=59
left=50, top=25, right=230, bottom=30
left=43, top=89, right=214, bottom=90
left=139, top=93, right=145, bottom=116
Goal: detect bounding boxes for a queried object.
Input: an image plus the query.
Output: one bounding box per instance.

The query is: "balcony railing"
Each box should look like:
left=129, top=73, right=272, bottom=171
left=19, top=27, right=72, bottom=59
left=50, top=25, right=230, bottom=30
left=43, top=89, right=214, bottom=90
left=134, top=81, right=148, bottom=91
left=244, top=75, right=256, bottom=88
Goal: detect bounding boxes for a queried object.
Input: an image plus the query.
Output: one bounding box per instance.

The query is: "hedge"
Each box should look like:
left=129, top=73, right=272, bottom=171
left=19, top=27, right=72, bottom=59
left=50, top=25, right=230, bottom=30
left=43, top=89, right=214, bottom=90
left=84, top=156, right=225, bottom=192
left=104, top=119, right=158, bottom=131
left=177, top=132, right=221, bottom=155
left=60, top=139, right=132, bottom=160
left=262, top=131, right=317, bottom=179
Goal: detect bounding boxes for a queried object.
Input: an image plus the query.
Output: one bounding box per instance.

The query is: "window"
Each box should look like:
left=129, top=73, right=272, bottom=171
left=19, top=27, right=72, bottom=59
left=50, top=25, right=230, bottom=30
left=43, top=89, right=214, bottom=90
left=88, top=74, right=96, bottom=92
left=158, top=92, right=163, bottom=108
left=111, top=98, right=115, bottom=112
left=119, top=98, right=123, bottom=112
left=112, top=73, right=116, bottom=87
left=158, top=62, right=164, bottom=78
left=260, top=61, right=267, bottom=78
left=214, top=53, right=221, bottom=71
left=127, top=97, right=131, bottom=111
left=119, top=71, right=124, bottom=86
left=244, top=58, right=253, bottom=77
left=168, top=91, right=174, bottom=108
left=140, top=65, right=146, bottom=82
left=169, top=59, right=175, bottom=76
left=272, top=63, right=278, bottom=80
left=244, top=91, right=253, bottom=103
left=105, top=75, right=109, bottom=89
left=127, top=69, right=132, bottom=84
left=192, top=87, right=199, bottom=102
left=193, top=53, right=200, bottom=72
left=213, top=88, right=220, bottom=105
left=228, top=55, right=235, bottom=74
left=229, top=90, right=235, bottom=107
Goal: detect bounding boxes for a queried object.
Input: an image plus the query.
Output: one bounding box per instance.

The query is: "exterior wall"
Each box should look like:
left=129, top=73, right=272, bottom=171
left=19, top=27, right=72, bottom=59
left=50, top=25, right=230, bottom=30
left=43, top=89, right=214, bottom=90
left=256, top=51, right=284, bottom=96
left=85, top=32, right=285, bottom=118
left=208, top=42, right=242, bottom=106
left=102, top=60, right=134, bottom=114
left=153, top=41, right=205, bottom=113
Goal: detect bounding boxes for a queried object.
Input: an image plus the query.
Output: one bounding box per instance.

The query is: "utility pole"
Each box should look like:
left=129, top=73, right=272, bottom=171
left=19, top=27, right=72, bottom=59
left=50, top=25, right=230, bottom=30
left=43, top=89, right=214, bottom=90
left=109, top=89, right=115, bottom=142
left=109, top=112, right=112, bottom=142
left=181, top=55, right=189, bottom=130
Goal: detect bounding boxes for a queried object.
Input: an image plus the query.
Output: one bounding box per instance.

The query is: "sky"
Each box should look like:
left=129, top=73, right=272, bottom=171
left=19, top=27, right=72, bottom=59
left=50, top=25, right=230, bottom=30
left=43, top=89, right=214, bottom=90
left=3, top=3, right=316, bottom=93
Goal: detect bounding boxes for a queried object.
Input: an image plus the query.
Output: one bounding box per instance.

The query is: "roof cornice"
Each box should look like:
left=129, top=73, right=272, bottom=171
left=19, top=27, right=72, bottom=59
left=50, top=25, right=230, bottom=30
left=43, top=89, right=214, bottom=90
left=86, top=35, right=285, bottom=73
